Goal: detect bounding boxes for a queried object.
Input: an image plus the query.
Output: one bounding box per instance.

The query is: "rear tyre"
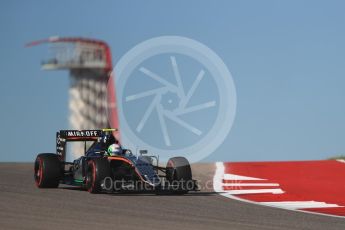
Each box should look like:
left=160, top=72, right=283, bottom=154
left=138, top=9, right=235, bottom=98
left=86, top=158, right=111, bottom=193
left=166, top=157, right=192, bottom=194
left=34, top=153, right=62, bottom=188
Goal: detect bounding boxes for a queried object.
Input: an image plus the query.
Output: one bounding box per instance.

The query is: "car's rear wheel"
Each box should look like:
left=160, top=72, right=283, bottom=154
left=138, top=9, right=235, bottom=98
left=166, top=157, right=192, bottom=194
left=34, top=153, right=62, bottom=188
left=86, top=158, right=111, bottom=193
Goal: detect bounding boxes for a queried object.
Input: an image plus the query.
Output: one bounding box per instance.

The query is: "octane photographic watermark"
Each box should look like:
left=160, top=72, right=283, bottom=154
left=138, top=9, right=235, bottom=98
left=110, top=36, right=237, bottom=163
left=102, top=177, right=214, bottom=192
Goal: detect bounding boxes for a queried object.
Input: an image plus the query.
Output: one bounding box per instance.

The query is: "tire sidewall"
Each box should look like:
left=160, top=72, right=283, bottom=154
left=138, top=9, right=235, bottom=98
left=34, top=153, right=61, bottom=188
left=86, top=158, right=111, bottom=193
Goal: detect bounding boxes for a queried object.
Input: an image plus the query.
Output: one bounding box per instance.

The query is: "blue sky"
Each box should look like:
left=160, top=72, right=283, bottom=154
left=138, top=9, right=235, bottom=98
left=0, top=0, right=345, bottom=162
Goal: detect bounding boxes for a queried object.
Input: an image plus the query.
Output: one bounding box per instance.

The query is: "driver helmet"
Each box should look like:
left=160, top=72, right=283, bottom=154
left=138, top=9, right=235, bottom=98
left=107, top=143, right=122, bottom=156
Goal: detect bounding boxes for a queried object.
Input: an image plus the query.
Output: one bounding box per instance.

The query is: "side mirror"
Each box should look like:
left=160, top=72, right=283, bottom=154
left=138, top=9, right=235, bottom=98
left=124, top=149, right=132, bottom=156
left=139, top=150, right=148, bottom=155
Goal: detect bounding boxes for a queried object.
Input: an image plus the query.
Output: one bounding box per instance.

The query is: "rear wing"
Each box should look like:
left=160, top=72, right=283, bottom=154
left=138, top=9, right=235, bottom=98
left=56, top=129, right=117, bottom=161
left=59, top=130, right=102, bottom=140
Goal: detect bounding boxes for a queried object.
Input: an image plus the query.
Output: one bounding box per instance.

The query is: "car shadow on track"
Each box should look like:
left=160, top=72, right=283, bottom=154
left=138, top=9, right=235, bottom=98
left=109, top=192, right=218, bottom=197
left=60, top=186, right=217, bottom=196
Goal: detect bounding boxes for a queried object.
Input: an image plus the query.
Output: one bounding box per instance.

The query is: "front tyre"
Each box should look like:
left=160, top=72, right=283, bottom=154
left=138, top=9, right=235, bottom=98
left=34, top=153, right=62, bottom=188
left=166, top=157, right=193, bottom=194
left=86, top=158, right=111, bottom=193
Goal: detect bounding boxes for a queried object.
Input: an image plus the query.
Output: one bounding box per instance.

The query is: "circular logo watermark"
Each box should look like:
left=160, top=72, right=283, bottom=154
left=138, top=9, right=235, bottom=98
left=112, top=36, right=236, bottom=163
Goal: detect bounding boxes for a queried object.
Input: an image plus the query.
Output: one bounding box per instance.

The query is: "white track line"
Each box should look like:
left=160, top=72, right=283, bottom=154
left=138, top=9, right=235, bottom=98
left=260, top=201, right=342, bottom=210
left=226, top=189, right=284, bottom=195
left=223, top=183, right=279, bottom=187
left=223, top=174, right=266, bottom=181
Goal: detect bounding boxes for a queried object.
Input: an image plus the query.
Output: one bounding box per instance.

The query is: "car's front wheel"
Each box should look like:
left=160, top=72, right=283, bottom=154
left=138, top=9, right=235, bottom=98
left=86, top=158, right=111, bottom=193
left=166, top=157, right=193, bottom=194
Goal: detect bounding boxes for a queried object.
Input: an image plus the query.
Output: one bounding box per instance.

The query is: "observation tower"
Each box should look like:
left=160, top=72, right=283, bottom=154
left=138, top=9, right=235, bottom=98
left=28, top=37, right=119, bottom=157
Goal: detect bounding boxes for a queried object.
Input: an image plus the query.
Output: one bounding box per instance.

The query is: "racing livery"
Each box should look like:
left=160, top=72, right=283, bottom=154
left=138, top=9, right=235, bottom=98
left=34, top=129, right=197, bottom=194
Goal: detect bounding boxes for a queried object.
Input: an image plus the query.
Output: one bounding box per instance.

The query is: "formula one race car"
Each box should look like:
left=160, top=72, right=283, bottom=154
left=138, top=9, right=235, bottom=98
left=34, top=129, right=198, bottom=194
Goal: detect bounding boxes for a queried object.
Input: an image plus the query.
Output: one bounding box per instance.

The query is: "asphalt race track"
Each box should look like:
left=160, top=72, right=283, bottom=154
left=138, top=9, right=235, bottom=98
left=1, top=163, right=345, bottom=230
